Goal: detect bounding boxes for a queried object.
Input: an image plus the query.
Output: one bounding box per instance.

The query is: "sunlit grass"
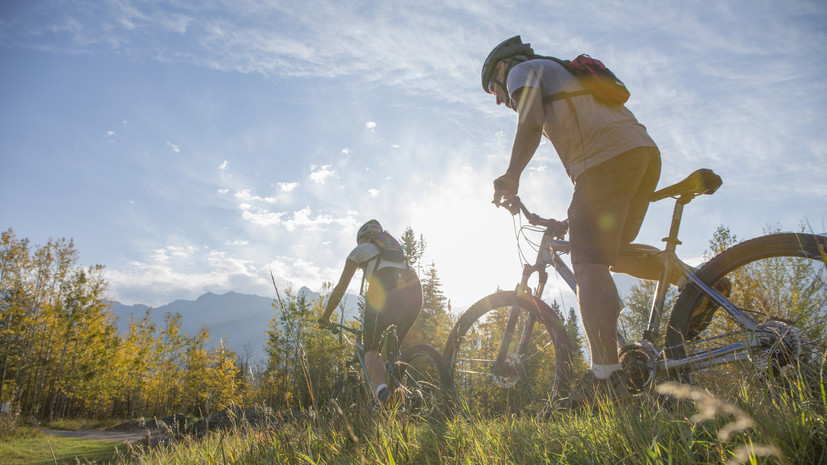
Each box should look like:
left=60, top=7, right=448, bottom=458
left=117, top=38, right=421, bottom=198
left=0, top=427, right=126, bottom=465
left=103, top=376, right=825, bottom=465
left=3, top=361, right=824, bottom=465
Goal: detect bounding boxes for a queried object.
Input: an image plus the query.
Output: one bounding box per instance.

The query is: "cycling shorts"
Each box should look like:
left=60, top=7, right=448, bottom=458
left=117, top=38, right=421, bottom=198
left=568, top=146, right=661, bottom=265
left=363, top=267, right=423, bottom=353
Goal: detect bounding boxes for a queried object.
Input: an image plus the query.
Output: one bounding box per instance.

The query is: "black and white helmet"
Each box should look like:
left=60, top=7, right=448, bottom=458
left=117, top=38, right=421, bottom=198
left=481, top=35, right=534, bottom=93
left=356, top=219, right=382, bottom=245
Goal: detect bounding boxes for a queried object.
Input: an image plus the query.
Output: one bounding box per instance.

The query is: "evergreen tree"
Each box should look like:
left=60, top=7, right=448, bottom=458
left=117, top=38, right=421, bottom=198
left=406, top=261, right=452, bottom=349
left=400, top=226, right=426, bottom=272
left=562, top=304, right=586, bottom=370
left=618, top=281, right=676, bottom=343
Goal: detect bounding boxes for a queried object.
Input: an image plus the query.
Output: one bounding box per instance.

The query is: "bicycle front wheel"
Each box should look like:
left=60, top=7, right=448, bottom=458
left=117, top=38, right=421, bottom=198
left=443, top=291, right=574, bottom=417
left=665, top=233, right=827, bottom=399
left=330, top=371, right=367, bottom=414
left=397, top=343, right=447, bottom=416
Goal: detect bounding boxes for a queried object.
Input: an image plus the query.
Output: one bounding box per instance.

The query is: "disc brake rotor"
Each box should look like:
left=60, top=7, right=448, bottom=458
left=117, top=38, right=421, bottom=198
left=492, top=352, right=522, bottom=388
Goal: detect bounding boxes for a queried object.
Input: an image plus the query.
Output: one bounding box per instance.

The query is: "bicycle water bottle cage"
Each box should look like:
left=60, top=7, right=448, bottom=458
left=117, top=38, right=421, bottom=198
left=650, top=169, right=722, bottom=202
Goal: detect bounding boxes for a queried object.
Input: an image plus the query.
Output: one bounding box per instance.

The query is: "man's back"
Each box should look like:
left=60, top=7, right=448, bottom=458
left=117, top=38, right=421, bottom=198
left=506, top=59, right=656, bottom=181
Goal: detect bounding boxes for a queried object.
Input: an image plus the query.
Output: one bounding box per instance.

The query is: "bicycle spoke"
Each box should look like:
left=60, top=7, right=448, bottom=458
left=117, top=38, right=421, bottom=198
left=665, top=233, right=827, bottom=401
left=445, top=291, right=573, bottom=417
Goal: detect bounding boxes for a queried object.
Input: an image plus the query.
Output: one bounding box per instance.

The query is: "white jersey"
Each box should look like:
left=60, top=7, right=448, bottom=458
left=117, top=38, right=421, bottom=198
left=347, top=242, right=410, bottom=282
left=506, top=59, right=657, bottom=182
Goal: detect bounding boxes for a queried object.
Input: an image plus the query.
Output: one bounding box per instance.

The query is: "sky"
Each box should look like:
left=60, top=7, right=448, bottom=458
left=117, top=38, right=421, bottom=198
left=1, top=0, right=825, bottom=313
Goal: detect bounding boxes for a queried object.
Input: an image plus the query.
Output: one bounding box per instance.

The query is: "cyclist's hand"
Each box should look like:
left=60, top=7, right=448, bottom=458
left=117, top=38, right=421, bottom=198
left=493, top=174, right=519, bottom=206
left=317, top=317, right=331, bottom=329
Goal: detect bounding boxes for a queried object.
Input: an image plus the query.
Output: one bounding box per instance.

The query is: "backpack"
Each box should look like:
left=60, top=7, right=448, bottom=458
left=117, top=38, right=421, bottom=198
left=372, top=231, right=407, bottom=265
left=539, top=54, right=630, bottom=105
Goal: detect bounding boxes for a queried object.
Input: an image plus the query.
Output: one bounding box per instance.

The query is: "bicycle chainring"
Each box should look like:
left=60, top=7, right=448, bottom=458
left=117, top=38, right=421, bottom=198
left=618, top=341, right=659, bottom=393
left=751, top=320, right=811, bottom=375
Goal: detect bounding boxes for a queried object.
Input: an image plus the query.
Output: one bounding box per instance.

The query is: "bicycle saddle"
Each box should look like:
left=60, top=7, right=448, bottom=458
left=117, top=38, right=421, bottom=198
left=650, top=169, right=722, bottom=202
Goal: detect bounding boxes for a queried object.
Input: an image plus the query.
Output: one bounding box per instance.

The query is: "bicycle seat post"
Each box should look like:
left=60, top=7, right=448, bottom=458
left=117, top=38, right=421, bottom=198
left=662, top=195, right=693, bottom=252
left=643, top=194, right=692, bottom=343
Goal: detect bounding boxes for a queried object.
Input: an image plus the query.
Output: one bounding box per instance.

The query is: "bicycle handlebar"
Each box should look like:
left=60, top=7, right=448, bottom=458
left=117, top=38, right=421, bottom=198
left=324, top=322, right=362, bottom=336
left=494, top=196, right=569, bottom=239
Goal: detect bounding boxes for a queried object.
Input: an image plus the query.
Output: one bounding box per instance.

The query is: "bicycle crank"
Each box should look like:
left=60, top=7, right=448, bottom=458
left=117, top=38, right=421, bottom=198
left=619, top=341, right=659, bottom=393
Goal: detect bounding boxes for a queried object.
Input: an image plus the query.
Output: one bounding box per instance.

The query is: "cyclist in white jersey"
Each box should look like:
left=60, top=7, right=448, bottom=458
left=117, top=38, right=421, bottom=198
left=319, top=220, right=423, bottom=405
left=483, top=36, right=662, bottom=409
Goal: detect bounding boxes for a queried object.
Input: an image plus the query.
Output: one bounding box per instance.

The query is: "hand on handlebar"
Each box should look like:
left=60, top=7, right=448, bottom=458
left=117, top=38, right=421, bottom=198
left=493, top=174, right=519, bottom=206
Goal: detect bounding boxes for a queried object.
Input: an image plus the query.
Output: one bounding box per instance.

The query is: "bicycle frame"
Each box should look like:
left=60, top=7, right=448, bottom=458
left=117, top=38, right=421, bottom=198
left=495, top=193, right=766, bottom=381
left=328, top=323, right=416, bottom=402
left=329, top=323, right=374, bottom=391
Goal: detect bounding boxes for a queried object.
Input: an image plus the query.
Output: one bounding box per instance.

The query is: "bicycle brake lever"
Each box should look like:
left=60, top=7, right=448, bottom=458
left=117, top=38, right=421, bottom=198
left=500, top=196, right=522, bottom=215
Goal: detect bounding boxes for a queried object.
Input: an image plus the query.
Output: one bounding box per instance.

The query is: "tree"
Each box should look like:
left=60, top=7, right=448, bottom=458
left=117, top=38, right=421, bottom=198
left=618, top=280, right=676, bottom=343
left=562, top=304, right=587, bottom=371
left=261, top=286, right=348, bottom=411
left=400, top=226, right=427, bottom=273
left=406, top=261, right=452, bottom=350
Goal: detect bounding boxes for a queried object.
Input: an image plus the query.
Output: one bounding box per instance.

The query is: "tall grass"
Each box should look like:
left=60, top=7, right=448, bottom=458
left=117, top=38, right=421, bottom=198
left=108, top=373, right=826, bottom=465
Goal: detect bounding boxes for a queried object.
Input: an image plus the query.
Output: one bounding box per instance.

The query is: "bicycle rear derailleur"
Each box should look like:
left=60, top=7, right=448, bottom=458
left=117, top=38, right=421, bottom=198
left=751, top=320, right=812, bottom=376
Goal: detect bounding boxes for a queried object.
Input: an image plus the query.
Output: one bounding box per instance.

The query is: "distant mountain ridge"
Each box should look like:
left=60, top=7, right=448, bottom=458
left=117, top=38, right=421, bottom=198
left=109, top=287, right=360, bottom=363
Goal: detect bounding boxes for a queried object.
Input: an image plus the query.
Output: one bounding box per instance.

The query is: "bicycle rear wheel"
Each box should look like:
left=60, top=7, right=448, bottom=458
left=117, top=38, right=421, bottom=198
left=443, top=291, right=574, bottom=417
left=665, top=233, right=827, bottom=400
left=397, top=343, right=446, bottom=416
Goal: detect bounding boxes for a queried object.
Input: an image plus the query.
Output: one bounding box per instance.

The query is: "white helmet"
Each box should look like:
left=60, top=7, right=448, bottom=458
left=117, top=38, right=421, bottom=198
left=356, top=219, right=382, bottom=245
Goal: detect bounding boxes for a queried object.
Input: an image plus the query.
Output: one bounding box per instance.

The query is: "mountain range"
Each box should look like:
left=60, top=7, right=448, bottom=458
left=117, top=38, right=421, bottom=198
left=109, top=287, right=361, bottom=363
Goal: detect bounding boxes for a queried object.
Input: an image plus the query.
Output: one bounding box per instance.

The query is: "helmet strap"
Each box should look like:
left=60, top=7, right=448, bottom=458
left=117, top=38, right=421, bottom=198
left=494, top=56, right=528, bottom=109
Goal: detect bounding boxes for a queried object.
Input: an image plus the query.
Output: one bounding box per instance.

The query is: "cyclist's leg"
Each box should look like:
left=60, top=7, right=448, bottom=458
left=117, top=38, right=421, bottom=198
left=363, top=275, right=388, bottom=397
left=569, top=148, right=659, bottom=366
left=364, top=267, right=423, bottom=398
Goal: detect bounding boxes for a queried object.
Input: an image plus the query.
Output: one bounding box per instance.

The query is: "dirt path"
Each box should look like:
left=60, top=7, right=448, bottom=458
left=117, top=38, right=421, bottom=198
left=43, top=428, right=164, bottom=444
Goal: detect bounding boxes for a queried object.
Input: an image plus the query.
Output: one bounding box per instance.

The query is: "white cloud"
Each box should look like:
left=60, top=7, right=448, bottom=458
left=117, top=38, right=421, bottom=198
left=365, top=121, right=376, bottom=130
left=166, top=141, right=181, bottom=152
left=218, top=160, right=229, bottom=170
left=105, top=243, right=262, bottom=306
left=277, top=182, right=298, bottom=192
left=234, top=189, right=276, bottom=204
left=308, top=164, right=335, bottom=184
left=340, top=148, right=350, bottom=155
left=368, top=188, right=380, bottom=197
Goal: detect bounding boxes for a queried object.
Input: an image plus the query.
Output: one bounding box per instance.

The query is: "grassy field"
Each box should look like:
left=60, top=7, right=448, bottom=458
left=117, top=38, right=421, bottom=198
left=0, top=427, right=127, bottom=465
left=3, top=380, right=820, bottom=465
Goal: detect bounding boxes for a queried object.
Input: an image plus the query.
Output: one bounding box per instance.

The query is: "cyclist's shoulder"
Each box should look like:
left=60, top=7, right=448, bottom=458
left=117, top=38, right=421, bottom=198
left=348, top=243, right=380, bottom=262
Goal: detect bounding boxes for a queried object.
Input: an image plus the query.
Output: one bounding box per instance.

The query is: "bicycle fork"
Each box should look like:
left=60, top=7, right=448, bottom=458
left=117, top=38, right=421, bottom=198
left=493, top=263, right=550, bottom=375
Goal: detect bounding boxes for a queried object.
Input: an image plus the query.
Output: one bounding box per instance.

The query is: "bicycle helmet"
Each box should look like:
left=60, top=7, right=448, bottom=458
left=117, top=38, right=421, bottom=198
left=357, top=219, right=383, bottom=245
left=481, top=35, right=534, bottom=93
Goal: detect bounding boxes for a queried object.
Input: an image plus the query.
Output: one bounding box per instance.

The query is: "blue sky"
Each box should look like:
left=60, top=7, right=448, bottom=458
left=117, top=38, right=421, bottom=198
left=2, top=1, right=825, bottom=311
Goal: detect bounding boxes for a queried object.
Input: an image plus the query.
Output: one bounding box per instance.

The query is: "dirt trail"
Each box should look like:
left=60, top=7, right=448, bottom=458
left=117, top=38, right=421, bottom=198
left=43, top=427, right=164, bottom=444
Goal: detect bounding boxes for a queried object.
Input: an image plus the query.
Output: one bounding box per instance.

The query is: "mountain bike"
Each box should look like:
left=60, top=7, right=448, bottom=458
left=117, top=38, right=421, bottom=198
left=443, top=168, right=827, bottom=416
left=325, top=323, right=447, bottom=416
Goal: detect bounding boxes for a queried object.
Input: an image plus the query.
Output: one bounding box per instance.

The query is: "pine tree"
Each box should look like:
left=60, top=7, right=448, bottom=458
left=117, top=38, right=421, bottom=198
left=406, top=261, right=452, bottom=349
left=562, top=304, right=586, bottom=370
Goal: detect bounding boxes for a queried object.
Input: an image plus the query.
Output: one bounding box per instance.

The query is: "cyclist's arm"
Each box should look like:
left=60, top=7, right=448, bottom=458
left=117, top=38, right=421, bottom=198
left=494, top=86, right=545, bottom=203
left=320, top=258, right=359, bottom=324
